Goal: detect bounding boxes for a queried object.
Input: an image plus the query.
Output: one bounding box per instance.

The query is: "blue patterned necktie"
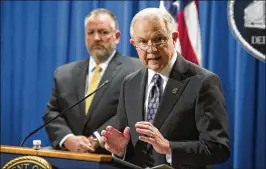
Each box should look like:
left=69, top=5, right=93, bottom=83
left=147, top=74, right=162, bottom=123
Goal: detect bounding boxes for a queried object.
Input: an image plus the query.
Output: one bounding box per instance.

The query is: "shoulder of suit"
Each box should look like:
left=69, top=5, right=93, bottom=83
left=123, top=68, right=144, bottom=82
left=117, top=55, right=143, bottom=71
left=185, top=60, right=218, bottom=80
left=184, top=61, right=221, bottom=87
left=54, top=59, right=88, bottom=76
left=117, top=55, right=140, bottom=63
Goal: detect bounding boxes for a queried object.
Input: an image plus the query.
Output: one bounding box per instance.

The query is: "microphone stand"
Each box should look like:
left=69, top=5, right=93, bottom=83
left=20, top=80, right=109, bottom=147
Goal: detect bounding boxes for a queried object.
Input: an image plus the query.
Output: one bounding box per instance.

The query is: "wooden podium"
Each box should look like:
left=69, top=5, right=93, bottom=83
left=0, top=145, right=143, bottom=169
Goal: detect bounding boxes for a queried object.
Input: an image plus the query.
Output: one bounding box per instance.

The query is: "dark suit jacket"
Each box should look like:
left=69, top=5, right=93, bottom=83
left=43, top=52, right=142, bottom=150
left=116, top=54, right=230, bottom=169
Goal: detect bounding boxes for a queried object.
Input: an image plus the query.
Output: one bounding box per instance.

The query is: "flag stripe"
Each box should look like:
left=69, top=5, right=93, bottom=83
left=183, top=1, right=202, bottom=63
left=178, top=11, right=199, bottom=65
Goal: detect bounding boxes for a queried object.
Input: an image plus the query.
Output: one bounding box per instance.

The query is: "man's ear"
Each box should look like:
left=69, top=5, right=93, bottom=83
left=129, top=39, right=135, bottom=46
left=115, top=31, right=121, bottom=44
left=172, top=31, right=179, bottom=42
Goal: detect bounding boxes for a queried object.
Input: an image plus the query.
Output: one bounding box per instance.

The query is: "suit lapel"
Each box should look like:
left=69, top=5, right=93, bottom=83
left=130, top=68, right=147, bottom=123
left=84, top=52, right=123, bottom=123
left=153, top=54, right=190, bottom=130
left=152, top=78, right=186, bottom=130
left=74, top=60, right=89, bottom=126
left=128, top=68, right=147, bottom=145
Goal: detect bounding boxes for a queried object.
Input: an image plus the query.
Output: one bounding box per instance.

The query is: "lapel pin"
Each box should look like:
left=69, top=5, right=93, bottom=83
left=172, top=88, right=178, bottom=94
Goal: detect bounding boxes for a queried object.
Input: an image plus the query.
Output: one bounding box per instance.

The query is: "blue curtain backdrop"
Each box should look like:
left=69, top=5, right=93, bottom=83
left=1, top=1, right=265, bottom=168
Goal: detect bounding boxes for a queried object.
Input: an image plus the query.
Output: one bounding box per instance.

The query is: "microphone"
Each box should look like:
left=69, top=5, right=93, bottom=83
left=20, top=80, right=110, bottom=147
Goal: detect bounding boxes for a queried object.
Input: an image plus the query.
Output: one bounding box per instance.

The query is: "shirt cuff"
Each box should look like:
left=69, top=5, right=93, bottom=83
left=166, top=153, right=172, bottom=164
left=93, top=131, right=105, bottom=148
left=111, top=147, right=126, bottom=160
left=59, top=134, right=74, bottom=148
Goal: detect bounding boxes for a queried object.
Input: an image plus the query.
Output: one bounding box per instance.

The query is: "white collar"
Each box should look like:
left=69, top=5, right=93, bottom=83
left=89, top=50, right=116, bottom=73
left=147, top=52, right=177, bottom=85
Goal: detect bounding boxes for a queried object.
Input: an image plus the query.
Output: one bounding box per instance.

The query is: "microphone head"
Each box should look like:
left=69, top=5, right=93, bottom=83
left=104, top=80, right=110, bottom=85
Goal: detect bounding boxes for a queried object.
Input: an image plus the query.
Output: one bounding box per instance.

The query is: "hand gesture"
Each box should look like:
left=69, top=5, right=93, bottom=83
left=135, top=121, right=171, bottom=155
left=101, top=126, right=130, bottom=157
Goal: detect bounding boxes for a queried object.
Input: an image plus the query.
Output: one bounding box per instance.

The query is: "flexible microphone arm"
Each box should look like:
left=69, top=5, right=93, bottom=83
left=20, top=80, right=110, bottom=147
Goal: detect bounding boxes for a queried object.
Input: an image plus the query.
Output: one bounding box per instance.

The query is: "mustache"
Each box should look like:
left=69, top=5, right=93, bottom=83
left=92, top=43, right=105, bottom=48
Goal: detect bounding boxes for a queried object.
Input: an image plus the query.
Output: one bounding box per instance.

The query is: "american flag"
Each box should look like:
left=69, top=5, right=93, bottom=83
left=160, top=0, right=202, bottom=65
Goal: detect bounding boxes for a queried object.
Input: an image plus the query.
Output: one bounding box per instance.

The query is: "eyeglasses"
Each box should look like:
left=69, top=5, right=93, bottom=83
left=86, top=30, right=114, bottom=40
left=133, top=34, right=170, bottom=52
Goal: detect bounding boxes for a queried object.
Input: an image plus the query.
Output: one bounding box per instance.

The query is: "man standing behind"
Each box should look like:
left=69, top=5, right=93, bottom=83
left=43, top=9, right=141, bottom=153
left=101, top=8, right=230, bottom=168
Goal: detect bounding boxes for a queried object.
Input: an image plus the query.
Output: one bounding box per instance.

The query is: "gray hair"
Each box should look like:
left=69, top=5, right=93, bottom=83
left=130, top=8, right=177, bottom=37
left=84, top=8, right=119, bottom=30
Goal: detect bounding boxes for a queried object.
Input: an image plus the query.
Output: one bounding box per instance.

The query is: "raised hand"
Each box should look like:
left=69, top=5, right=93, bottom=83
left=135, top=121, right=171, bottom=155
left=101, top=126, right=130, bottom=157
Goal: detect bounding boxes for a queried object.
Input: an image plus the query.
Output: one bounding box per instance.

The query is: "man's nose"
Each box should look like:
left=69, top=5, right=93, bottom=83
left=93, top=32, right=101, bottom=40
left=146, top=41, right=157, bottom=53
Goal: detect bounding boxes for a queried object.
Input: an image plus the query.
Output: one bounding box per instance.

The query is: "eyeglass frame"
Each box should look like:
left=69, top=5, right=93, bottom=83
left=132, top=33, right=171, bottom=52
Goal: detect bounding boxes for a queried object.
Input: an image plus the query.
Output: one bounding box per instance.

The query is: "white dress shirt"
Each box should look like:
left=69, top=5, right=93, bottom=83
left=144, top=52, right=177, bottom=164
left=144, top=52, right=177, bottom=118
left=59, top=50, right=116, bottom=148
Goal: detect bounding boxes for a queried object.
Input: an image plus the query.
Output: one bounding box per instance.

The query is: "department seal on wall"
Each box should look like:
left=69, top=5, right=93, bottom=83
left=228, top=0, right=265, bottom=62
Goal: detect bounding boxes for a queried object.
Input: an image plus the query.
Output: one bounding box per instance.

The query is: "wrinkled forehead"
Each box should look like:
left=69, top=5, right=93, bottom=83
left=133, top=18, right=168, bottom=38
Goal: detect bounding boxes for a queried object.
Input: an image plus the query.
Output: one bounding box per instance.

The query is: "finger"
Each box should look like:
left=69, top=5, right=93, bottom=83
left=101, top=130, right=107, bottom=136
left=137, top=123, right=159, bottom=136
left=139, top=135, right=155, bottom=145
left=87, top=146, right=96, bottom=152
left=136, top=121, right=153, bottom=126
left=76, top=144, right=90, bottom=153
left=79, top=142, right=91, bottom=152
left=81, top=137, right=92, bottom=146
left=104, top=131, right=124, bottom=146
left=123, top=127, right=130, bottom=139
left=82, top=143, right=96, bottom=152
left=107, top=126, right=120, bottom=134
left=107, top=127, right=123, bottom=138
left=136, top=128, right=153, bottom=137
left=78, top=138, right=95, bottom=152
left=135, top=124, right=149, bottom=130
left=106, top=126, right=115, bottom=132
left=135, top=125, right=155, bottom=136
left=135, top=122, right=154, bottom=130
left=101, top=136, right=107, bottom=142
left=101, top=130, right=113, bottom=140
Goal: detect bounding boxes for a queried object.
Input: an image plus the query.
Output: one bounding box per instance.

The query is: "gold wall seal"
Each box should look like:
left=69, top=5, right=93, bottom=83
left=2, top=156, right=52, bottom=169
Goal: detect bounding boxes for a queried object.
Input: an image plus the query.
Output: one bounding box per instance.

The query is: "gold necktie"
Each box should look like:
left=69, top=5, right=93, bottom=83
left=85, top=65, right=102, bottom=114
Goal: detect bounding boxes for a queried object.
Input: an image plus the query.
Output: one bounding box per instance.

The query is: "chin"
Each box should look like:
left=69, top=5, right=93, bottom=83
left=148, top=66, right=161, bottom=72
left=92, top=51, right=106, bottom=57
